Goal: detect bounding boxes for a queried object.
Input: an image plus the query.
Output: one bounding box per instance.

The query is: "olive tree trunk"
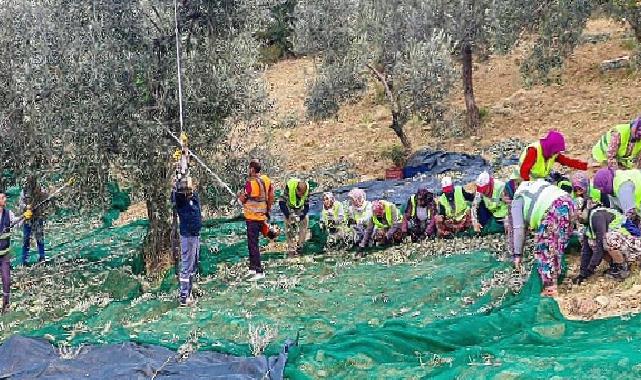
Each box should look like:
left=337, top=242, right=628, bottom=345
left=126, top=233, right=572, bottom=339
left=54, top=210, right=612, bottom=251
left=462, top=42, right=480, bottom=131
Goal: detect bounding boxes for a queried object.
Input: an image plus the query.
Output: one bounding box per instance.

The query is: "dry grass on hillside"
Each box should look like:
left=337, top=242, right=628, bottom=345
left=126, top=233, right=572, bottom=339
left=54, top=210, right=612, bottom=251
left=264, top=18, right=640, bottom=178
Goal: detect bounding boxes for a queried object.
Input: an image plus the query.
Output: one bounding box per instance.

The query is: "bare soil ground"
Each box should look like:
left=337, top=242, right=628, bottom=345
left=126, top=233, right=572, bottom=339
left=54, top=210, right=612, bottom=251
left=261, top=18, right=641, bottom=320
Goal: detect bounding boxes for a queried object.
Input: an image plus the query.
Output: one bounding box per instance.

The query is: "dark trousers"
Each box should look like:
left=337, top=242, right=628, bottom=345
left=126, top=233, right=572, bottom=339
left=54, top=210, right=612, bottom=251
left=246, top=220, right=263, bottom=272
left=22, top=220, right=45, bottom=264
left=0, top=254, right=10, bottom=308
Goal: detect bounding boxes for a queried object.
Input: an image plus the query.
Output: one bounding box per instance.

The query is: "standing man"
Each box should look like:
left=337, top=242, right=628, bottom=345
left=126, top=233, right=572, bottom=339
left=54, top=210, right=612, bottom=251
left=0, top=190, right=19, bottom=313
left=171, top=176, right=202, bottom=307
left=279, top=178, right=310, bottom=255
left=19, top=176, right=50, bottom=265
left=238, top=159, right=275, bottom=280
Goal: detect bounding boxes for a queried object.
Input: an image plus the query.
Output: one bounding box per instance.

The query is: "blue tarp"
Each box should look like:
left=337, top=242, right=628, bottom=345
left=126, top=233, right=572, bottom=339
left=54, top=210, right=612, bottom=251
left=0, top=336, right=292, bottom=380
left=299, top=149, right=491, bottom=216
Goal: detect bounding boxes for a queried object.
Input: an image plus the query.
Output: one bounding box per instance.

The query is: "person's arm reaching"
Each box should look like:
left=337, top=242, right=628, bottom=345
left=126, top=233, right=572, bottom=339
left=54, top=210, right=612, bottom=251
left=556, top=154, right=588, bottom=171
left=607, top=131, right=621, bottom=169
left=278, top=199, right=290, bottom=219
left=510, top=198, right=526, bottom=262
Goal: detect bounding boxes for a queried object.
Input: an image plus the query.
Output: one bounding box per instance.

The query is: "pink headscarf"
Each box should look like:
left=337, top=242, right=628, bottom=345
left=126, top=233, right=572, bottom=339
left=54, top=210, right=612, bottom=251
left=372, top=200, right=385, bottom=216
left=348, top=188, right=366, bottom=210
left=540, top=130, right=566, bottom=159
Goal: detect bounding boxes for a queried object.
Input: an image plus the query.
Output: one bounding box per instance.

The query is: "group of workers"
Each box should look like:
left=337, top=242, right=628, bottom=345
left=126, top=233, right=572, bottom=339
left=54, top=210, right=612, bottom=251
left=234, top=117, right=641, bottom=299
left=5, top=119, right=639, bottom=309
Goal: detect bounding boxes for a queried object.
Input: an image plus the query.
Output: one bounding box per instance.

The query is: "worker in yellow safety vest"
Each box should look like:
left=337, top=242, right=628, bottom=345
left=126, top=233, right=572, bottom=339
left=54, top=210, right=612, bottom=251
left=592, top=168, right=641, bottom=216
left=518, top=130, right=587, bottom=181
left=357, top=200, right=403, bottom=253
left=471, top=171, right=509, bottom=233
left=278, top=178, right=310, bottom=255
left=435, top=177, right=474, bottom=237
left=592, top=117, right=641, bottom=169
left=509, top=179, right=576, bottom=297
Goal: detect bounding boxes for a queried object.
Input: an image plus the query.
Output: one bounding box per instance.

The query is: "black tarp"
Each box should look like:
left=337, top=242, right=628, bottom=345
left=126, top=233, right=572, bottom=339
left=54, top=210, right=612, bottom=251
left=0, top=335, right=291, bottom=380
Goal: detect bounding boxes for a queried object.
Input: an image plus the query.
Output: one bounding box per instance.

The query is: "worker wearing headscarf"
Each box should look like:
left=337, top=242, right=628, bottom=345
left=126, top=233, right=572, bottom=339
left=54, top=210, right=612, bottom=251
left=592, top=117, right=641, bottom=169
left=519, top=130, right=587, bottom=181
left=346, top=188, right=372, bottom=247
left=471, top=171, right=509, bottom=233
left=358, top=200, right=404, bottom=251
left=435, top=177, right=474, bottom=237
left=509, top=179, right=576, bottom=297
left=593, top=168, right=641, bottom=216
left=401, top=187, right=437, bottom=242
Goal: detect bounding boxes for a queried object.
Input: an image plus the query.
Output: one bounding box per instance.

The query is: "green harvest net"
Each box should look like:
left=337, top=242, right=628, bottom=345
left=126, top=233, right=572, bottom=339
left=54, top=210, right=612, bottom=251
left=1, top=186, right=641, bottom=379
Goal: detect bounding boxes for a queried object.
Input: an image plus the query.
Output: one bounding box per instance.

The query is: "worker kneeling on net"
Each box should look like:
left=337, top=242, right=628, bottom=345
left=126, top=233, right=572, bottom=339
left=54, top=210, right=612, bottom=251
left=171, top=176, right=202, bottom=307
left=279, top=178, right=310, bottom=255
left=592, top=168, right=641, bottom=216
left=509, top=179, right=576, bottom=297
left=573, top=204, right=639, bottom=284
left=471, top=171, right=509, bottom=234
left=320, top=192, right=349, bottom=249
left=435, top=177, right=474, bottom=237
left=346, top=188, right=372, bottom=248
left=401, top=187, right=437, bottom=242
left=357, top=200, right=403, bottom=253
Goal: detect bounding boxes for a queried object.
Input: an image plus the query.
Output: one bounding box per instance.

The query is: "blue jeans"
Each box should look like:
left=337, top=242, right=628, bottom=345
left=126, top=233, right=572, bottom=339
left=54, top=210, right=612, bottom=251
left=180, top=236, right=200, bottom=300
left=23, top=220, right=45, bottom=264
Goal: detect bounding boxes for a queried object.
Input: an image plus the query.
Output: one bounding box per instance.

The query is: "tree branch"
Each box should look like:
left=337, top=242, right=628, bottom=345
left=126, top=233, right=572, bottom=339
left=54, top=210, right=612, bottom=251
left=365, top=63, right=399, bottom=114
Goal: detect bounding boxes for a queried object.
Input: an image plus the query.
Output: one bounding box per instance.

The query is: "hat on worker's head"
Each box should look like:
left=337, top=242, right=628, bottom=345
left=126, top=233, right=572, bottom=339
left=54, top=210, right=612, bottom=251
left=372, top=200, right=385, bottom=216
left=475, top=171, right=493, bottom=195
left=441, top=177, right=453, bottom=193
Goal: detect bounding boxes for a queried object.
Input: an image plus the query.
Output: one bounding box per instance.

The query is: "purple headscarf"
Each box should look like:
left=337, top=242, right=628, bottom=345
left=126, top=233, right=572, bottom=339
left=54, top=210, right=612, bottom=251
left=593, top=168, right=615, bottom=195
left=632, top=117, right=641, bottom=140
left=540, top=130, right=566, bottom=159
left=571, top=172, right=589, bottom=193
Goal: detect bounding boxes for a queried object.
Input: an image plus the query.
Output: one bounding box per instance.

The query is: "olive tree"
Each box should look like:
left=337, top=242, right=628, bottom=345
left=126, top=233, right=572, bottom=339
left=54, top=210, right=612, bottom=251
left=294, top=0, right=457, bottom=150
left=0, top=0, right=271, bottom=274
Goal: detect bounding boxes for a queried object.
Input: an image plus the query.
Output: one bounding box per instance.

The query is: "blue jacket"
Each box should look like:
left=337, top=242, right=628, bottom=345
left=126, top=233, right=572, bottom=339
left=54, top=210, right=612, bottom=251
left=171, top=190, right=202, bottom=237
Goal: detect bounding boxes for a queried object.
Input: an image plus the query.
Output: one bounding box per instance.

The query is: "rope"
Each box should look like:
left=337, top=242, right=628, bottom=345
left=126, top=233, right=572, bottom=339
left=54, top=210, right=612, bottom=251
left=173, top=0, right=184, bottom=134
left=164, top=126, right=237, bottom=199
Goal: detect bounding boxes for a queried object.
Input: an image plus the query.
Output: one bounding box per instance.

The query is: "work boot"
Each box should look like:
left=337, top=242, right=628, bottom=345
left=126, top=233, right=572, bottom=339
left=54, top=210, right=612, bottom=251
left=603, top=262, right=617, bottom=276
left=572, top=273, right=590, bottom=285
left=607, top=263, right=630, bottom=281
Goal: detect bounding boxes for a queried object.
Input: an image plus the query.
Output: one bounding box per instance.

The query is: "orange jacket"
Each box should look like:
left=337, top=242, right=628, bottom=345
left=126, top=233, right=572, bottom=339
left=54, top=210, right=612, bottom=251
left=242, top=175, right=274, bottom=221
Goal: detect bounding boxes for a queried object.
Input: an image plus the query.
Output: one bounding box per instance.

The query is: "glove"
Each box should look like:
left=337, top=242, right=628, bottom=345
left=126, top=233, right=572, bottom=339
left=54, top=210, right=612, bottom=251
left=23, top=209, right=33, bottom=221
left=173, top=149, right=182, bottom=161
left=180, top=132, right=188, bottom=145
